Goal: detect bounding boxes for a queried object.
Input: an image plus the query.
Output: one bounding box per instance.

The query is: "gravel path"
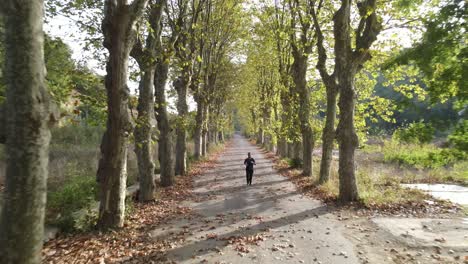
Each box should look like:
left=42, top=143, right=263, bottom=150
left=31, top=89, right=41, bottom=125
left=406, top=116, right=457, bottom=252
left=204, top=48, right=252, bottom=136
left=154, top=134, right=359, bottom=264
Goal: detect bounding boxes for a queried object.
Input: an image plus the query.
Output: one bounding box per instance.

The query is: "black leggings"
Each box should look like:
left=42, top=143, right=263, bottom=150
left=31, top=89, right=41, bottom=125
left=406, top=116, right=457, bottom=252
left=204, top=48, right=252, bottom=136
left=246, top=169, right=253, bottom=184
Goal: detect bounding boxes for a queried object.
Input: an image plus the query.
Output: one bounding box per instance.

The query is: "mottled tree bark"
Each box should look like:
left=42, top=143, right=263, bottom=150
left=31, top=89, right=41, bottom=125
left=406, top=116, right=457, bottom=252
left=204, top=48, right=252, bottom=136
left=218, top=131, right=224, bottom=142
left=194, top=98, right=204, bottom=159
left=154, top=61, right=175, bottom=187
left=332, top=0, right=381, bottom=202
left=333, top=1, right=359, bottom=202
left=319, top=87, right=338, bottom=184
left=134, top=68, right=156, bottom=201
left=97, top=0, right=149, bottom=228
left=0, top=1, right=56, bottom=262
left=174, top=76, right=189, bottom=176
left=294, top=140, right=302, bottom=162
left=201, top=105, right=209, bottom=156
left=287, top=141, right=295, bottom=159
left=277, top=137, right=287, bottom=157
left=311, top=2, right=338, bottom=185
left=130, top=1, right=165, bottom=202
left=336, top=76, right=359, bottom=202
left=0, top=104, right=6, bottom=144
left=201, top=130, right=207, bottom=156
left=291, top=54, right=313, bottom=177
left=257, top=127, right=264, bottom=145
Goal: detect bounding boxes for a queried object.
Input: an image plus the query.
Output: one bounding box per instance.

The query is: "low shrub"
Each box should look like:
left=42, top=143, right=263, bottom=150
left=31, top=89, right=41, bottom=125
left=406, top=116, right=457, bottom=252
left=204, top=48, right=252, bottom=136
left=448, top=120, right=468, bottom=152
left=393, top=121, right=434, bottom=144
left=47, top=164, right=98, bottom=232
left=287, top=158, right=303, bottom=169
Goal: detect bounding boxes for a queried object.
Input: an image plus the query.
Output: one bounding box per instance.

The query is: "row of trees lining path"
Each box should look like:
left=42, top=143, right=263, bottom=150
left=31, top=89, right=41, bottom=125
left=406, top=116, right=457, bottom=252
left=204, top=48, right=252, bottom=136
left=0, top=0, right=462, bottom=263
left=1, top=0, right=241, bottom=261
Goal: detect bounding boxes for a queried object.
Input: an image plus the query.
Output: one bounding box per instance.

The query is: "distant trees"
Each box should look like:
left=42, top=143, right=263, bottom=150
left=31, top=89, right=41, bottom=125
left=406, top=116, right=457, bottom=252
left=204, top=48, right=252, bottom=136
left=237, top=0, right=385, bottom=202
left=174, top=0, right=205, bottom=176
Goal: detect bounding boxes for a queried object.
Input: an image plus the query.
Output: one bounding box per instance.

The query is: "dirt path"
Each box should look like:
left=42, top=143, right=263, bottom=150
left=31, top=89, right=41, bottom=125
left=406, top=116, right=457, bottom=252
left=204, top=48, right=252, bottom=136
left=153, top=135, right=360, bottom=263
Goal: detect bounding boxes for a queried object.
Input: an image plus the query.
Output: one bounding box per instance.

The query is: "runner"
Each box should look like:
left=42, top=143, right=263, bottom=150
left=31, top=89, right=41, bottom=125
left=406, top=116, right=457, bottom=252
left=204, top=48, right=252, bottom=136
left=243, top=152, right=256, bottom=185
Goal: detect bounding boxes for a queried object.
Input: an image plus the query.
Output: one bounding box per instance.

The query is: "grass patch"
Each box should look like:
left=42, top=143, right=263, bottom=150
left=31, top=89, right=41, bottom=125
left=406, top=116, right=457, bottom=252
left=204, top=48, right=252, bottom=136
left=423, top=161, right=468, bottom=185
left=357, top=169, right=428, bottom=206
left=269, top=149, right=460, bottom=215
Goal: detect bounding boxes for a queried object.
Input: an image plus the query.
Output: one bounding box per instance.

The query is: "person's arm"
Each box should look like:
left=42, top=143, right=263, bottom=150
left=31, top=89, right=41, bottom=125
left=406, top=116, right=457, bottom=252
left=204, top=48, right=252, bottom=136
left=253, top=158, right=256, bottom=165
left=244, top=158, right=247, bottom=165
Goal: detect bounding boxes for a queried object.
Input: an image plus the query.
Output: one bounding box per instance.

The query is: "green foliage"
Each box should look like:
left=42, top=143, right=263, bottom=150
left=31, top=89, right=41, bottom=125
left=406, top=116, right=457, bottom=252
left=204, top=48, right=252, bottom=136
left=385, top=0, right=467, bottom=104
left=1, top=32, right=107, bottom=127
left=448, top=120, right=468, bottom=152
left=1, top=34, right=77, bottom=105
left=44, top=35, right=76, bottom=104
left=393, top=121, right=434, bottom=144
left=383, top=140, right=466, bottom=169
left=72, top=67, right=107, bottom=126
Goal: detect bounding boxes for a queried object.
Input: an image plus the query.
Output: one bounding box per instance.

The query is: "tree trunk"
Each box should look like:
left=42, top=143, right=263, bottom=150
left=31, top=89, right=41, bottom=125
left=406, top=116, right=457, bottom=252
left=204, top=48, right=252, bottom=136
left=292, top=54, right=313, bottom=176
left=0, top=1, right=55, bottom=262
left=287, top=142, right=294, bottom=159
left=333, top=0, right=363, bottom=202
left=97, top=0, right=149, bottom=229
left=201, top=106, right=208, bottom=156
left=0, top=105, right=5, bottom=144
left=257, top=128, right=264, bottom=145
left=319, top=87, right=338, bottom=184
left=302, top=129, right=314, bottom=175
left=174, top=76, right=189, bottom=176
left=194, top=99, right=203, bottom=159
left=154, top=61, right=175, bottom=187
left=213, top=130, right=218, bottom=144
left=294, top=140, right=302, bottom=161
left=201, top=130, right=207, bottom=156
left=336, top=76, right=359, bottom=202
left=277, top=137, right=287, bottom=157
left=135, top=68, right=156, bottom=201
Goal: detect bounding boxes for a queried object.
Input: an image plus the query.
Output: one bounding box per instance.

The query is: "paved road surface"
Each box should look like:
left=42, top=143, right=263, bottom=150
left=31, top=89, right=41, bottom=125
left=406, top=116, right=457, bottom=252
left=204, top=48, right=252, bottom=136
left=154, top=134, right=359, bottom=264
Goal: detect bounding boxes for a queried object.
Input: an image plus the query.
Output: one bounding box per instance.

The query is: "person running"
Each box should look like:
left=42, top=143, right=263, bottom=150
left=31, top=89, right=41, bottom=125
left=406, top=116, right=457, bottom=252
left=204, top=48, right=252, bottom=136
left=244, top=152, right=256, bottom=185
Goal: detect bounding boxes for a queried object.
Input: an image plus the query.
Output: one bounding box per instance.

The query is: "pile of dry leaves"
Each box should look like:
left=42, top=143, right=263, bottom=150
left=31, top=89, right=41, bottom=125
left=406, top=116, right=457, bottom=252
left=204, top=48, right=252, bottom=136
left=221, top=234, right=266, bottom=253
left=43, top=143, right=228, bottom=264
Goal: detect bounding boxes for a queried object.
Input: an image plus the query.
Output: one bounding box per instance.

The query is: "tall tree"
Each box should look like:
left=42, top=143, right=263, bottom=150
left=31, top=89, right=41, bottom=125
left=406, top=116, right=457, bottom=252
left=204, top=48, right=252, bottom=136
left=153, top=0, right=188, bottom=186
left=192, top=0, right=243, bottom=158
left=310, top=0, right=338, bottom=184
left=0, top=0, right=57, bottom=262
left=173, top=0, right=205, bottom=175
left=130, top=2, right=162, bottom=201
left=311, top=0, right=381, bottom=201
left=96, top=0, right=149, bottom=229
left=272, top=3, right=293, bottom=158
left=288, top=0, right=315, bottom=177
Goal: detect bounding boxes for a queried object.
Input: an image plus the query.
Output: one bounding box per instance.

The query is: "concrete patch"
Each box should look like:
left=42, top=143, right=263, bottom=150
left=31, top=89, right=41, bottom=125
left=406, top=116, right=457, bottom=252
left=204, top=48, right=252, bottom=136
left=372, top=217, right=468, bottom=249
left=402, top=184, right=468, bottom=206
